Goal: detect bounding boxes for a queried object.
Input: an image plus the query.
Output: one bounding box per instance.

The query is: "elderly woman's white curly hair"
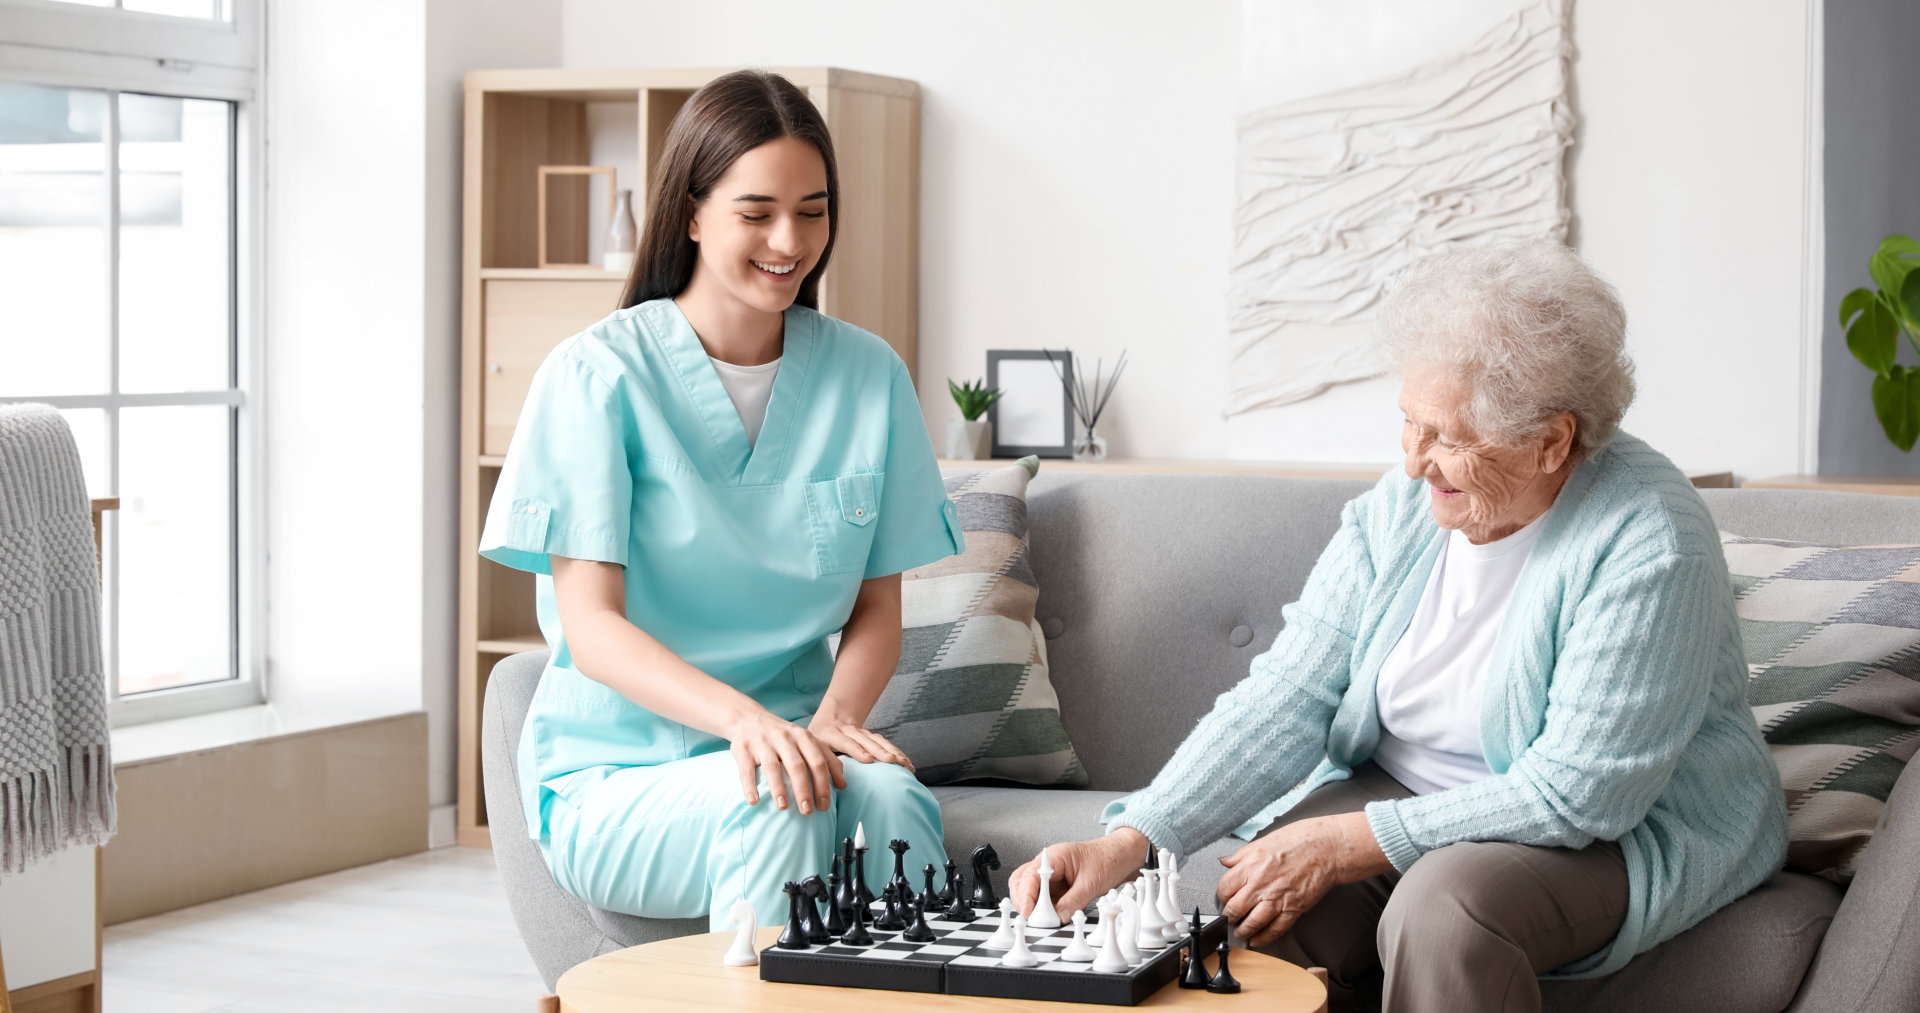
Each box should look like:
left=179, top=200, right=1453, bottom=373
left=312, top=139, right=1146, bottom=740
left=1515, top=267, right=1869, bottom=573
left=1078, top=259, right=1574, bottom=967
left=1379, top=240, right=1636, bottom=464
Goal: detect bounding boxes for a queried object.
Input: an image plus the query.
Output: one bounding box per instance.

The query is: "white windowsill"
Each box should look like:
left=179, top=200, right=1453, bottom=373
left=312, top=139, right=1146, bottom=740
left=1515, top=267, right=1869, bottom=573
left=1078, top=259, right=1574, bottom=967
left=111, top=700, right=424, bottom=766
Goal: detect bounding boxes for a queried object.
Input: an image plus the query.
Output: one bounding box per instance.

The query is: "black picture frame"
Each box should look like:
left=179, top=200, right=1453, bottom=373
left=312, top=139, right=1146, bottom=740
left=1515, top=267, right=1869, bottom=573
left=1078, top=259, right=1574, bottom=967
left=986, top=349, right=1073, bottom=459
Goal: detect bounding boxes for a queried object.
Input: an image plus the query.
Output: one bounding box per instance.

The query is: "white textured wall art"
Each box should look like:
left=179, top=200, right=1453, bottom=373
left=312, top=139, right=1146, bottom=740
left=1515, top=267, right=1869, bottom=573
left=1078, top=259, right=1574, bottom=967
left=1227, top=0, right=1573, bottom=415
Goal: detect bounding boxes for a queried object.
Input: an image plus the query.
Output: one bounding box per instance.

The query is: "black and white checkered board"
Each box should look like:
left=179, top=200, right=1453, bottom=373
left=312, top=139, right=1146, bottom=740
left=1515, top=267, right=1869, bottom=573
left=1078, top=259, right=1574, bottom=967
left=759, top=902, right=1231, bottom=1006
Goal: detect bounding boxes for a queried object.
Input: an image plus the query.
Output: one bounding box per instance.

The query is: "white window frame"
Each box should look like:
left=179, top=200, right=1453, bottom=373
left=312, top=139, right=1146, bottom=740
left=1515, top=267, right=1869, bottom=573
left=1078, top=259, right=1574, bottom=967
left=0, top=0, right=267, bottom=725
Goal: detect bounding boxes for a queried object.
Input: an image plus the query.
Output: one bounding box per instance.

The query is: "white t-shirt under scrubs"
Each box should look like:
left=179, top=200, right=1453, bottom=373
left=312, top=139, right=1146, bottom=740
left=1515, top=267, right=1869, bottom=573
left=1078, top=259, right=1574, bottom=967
left=1372, top=512, right=1547, bottom=795
left=709, top=356, right=781, bottom=447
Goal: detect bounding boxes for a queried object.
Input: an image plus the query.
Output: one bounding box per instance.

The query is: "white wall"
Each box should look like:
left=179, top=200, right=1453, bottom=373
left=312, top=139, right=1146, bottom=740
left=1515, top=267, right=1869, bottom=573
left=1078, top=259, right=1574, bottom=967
left=270, top=1, right=558, bottom=813
left=266, top=1, right=429, bottom=727
left=559, top=0, right=1821, bottom=480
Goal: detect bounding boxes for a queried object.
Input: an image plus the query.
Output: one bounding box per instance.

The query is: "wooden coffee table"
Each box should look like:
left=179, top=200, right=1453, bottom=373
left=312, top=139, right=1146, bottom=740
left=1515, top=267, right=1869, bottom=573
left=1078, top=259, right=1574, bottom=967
left=556, top=926, right=1327, bottom=1011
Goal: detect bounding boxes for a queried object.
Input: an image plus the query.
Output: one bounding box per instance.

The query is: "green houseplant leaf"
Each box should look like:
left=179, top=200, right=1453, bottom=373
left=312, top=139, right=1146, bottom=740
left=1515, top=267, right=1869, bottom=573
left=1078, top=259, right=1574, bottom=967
left=947, top=378, right=1003, bottom=422
left=1868, top=234, right=1920, bottom=315
left=1871, top=365, right=1920, bottom=452
left=1842, top=286, right=1899, bottom=376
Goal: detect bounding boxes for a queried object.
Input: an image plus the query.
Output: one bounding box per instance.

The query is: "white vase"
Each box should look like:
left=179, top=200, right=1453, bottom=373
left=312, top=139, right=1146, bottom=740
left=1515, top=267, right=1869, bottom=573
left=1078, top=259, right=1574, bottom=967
left=603, top=188, right=637, bottom=272
left=945, top=419, right=991, bottom=460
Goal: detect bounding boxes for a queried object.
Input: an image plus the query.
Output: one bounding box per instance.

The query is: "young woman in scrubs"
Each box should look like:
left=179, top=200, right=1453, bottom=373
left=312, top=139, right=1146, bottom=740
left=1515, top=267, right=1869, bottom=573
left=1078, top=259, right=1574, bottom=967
left=480, top=70, right=963, bottom=930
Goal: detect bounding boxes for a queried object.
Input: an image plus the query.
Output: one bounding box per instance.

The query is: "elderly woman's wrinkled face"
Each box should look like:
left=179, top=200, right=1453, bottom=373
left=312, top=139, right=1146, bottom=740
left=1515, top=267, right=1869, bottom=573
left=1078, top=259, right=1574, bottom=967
left=1399, top=369, right=1575, bottom=543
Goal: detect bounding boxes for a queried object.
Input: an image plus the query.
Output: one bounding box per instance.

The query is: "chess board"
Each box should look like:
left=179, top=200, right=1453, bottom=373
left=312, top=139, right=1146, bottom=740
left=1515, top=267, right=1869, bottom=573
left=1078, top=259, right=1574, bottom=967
left=759, top=902, right=1231, bottom=1006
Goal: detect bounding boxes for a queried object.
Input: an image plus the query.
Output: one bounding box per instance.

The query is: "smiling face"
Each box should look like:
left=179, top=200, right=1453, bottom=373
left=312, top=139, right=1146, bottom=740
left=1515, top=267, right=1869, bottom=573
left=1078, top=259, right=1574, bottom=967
left=684, top=135, right=830, bottom=319
left=1399, top=368, right=1578, bottom=544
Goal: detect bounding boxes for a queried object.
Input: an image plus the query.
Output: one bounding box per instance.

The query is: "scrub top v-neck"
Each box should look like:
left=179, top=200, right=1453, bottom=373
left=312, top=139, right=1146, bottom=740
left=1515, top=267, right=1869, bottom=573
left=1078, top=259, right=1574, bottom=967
left=479, top=298, right=965, bottom=838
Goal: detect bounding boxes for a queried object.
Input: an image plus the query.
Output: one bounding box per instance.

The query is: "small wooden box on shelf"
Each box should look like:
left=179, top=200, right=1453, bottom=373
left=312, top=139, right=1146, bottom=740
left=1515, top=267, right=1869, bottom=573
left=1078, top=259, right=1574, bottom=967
left=457, top=67, right=921, bottom=847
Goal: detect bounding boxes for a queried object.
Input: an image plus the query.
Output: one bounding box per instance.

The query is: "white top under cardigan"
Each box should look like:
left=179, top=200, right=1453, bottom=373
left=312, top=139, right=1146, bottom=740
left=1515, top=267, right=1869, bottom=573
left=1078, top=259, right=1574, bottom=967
left=1371, top=512, right=1547, bottom=795
left=708, top=356, right=781, bottom=447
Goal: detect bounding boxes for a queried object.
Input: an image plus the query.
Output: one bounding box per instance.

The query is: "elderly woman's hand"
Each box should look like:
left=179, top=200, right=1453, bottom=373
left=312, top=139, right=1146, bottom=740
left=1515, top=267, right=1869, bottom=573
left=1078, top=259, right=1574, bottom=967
left=1216, top=811, right=1395, bottom=947
left=1008, top=828, right=1152, bottom=920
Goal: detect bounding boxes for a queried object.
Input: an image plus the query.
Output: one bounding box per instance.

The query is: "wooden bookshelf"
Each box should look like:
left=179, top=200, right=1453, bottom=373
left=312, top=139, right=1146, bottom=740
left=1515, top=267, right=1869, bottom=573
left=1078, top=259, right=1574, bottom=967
left=456, top=67, right=922, bottom=848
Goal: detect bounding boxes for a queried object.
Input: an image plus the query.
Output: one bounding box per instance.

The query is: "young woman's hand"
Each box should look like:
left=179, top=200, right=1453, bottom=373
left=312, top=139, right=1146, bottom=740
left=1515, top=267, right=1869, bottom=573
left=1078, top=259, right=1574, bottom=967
left=726, top=710, right=846, bottom=814
left=1006, top=828, right=1152, bottom=920
left=808, top=716, right=916, bottom=772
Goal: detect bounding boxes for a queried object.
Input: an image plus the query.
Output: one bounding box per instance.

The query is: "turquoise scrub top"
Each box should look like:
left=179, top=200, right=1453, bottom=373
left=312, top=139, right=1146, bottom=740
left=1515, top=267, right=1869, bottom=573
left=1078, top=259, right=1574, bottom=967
left=479, top=299, right=965, bottom=838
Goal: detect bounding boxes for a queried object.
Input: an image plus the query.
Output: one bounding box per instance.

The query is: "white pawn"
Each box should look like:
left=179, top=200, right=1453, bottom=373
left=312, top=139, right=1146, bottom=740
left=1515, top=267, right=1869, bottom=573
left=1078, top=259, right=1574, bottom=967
left=983, top=898, right=1017, bottom=949
left=1059, top=910, right=1096, bottom=962
left=1091, top=899, right=1129, bottom=973
left=1134, top=871, right=1168, bottom=950
left=1029, top=847, right=1062, bottom=929
left=1088, top=890, right=1113, bottom=946
left=1113, top=885, right=1143, bottom=963
left=1000, top=912, right=1039, bottom=967
left=1159, top=854, right=1186, bottom=942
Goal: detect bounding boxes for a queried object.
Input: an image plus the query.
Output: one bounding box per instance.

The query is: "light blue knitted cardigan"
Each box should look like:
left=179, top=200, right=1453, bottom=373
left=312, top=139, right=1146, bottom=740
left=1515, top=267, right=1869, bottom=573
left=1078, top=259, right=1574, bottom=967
left=1102, top=433, right=1787, bottom=978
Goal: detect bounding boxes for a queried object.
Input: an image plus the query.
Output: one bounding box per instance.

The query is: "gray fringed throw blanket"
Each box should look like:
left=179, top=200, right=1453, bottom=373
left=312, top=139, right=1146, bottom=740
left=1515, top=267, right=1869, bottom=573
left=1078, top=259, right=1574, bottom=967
left=0, top=403, right=115, bottom=874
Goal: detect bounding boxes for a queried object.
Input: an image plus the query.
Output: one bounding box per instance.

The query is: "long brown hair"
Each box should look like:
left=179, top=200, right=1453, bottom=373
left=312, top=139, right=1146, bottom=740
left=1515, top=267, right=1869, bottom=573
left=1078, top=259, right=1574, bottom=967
left=618, top=70, right=839, bottom=310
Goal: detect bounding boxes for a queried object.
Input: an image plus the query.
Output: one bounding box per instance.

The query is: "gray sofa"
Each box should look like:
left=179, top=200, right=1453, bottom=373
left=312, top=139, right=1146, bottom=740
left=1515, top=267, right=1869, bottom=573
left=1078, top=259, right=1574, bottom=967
left=483, top=471, right=1920, bottom=1011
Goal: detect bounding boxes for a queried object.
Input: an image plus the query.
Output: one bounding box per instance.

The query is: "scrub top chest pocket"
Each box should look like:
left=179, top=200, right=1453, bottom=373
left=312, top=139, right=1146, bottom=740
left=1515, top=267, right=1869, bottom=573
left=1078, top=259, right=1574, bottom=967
left=806, top=471, right=881, bottom=577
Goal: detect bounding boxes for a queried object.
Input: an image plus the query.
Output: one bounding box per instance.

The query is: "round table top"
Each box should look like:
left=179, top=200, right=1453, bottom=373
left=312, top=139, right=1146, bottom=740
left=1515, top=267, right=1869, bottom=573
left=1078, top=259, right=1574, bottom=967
left=556, top=926, right=1327, bottom=1012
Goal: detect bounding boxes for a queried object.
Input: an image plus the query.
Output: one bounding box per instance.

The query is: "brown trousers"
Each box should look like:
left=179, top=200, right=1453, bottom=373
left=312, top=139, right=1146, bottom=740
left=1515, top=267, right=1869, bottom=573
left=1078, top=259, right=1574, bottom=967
left=1252, top=764, right=1629, bottom=1013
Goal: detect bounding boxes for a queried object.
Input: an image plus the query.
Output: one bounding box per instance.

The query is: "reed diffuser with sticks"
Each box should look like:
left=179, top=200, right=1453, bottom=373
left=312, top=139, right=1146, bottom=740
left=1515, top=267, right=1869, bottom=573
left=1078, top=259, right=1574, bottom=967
left=1043, top=348, right=1127, bottom=461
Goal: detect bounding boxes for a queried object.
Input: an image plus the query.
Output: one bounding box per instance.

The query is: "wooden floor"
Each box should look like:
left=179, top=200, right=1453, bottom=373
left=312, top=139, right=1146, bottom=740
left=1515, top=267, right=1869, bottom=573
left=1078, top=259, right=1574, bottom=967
left=102, top=845, right=545, bottom=1012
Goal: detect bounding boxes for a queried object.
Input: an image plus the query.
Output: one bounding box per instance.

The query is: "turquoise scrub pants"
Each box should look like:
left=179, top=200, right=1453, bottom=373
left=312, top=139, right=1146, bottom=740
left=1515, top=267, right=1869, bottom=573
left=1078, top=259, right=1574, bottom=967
left=539, top=752, right=946, bottom=932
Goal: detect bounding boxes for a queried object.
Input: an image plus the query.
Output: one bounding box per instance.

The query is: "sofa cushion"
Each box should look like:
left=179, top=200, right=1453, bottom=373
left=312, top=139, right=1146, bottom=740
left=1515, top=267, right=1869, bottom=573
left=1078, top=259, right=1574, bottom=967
left=1723, top=531, right=1920, bottom=881
left=1539, top=872, right=1841, bottom=1013
left=872, top=459, right=1088, bottom=786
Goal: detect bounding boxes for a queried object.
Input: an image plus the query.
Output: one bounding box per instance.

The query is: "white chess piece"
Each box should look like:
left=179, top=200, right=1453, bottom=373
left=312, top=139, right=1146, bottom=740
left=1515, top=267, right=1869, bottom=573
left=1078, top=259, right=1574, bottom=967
left=1059, top=910, right=1095, bottom=962
left=1088, top=890, right=1113, bottom=946
left=1134, top=870, right=1168, bottom=950
left=854, top=821, right=866, bottom=850
left=1029, top=847, right=1062, bottom=929
left=1160, top=857, right=1186, bottom=942
left=1091, top=899, right=1129, bottom=973
left=984, top=898, right=1017, bottom=949
left=1000, top=913, right=1039, bottom=967
left=721, top=897, right=759, bottom=967
left=1114, top=885, right=1143, bottom=963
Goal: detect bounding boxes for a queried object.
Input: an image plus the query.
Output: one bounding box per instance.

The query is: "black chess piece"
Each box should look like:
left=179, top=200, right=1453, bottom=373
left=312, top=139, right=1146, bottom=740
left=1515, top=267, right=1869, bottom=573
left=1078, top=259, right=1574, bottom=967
left=937, top=858, right=959, bottom=906
left=827, top=854, right=847, bottom=921
left=874, top=883, right=906, bottom=931
left=943, top=872, right=976, bottom=922
left=920, top=862, right=939, bottom=911
left=799, top=875, right=832, bottom=945
left=1145, top=844, right=1159, bottom=870
left=840, top=888, right=875, bottom=947
left=852, top=840, right=875, bottom=907
left=833, top=840, right=855, bottom=917
left=824, top=867, right=848, bottom=938
left=902, top=894, right=937, bottom=943
left=887, top=839, right=913, bottom=900
left=1179, top=907, right=1211, bottom=989
left=777, top=882, right=809, bottom=949
left=969, top=843, right=1001, bottom=908
left=1206, top=939, right=1241, bottom=994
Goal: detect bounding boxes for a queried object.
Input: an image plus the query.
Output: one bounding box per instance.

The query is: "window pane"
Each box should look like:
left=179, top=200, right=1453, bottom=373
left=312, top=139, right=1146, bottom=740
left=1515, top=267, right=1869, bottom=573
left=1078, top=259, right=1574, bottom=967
left=123, top=0, right=226, bottom=19
left=118, top=405, right=232, bottom=695
left=0, top=84, right=108, bottom=397
left=120, top=94, right=231, bottom=394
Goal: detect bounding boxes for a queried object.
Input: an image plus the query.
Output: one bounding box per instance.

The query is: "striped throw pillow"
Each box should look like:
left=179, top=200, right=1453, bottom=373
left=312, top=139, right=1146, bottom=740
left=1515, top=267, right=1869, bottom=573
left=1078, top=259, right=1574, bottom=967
left=1724, top=531, right=1920, bottom=882
left=869, top=458, right=1088, bottom=787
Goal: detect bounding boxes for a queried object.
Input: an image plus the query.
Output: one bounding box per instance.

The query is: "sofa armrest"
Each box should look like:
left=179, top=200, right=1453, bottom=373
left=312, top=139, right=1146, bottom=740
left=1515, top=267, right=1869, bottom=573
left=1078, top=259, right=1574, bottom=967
left=1786, top=759, right=1920, bottom=1012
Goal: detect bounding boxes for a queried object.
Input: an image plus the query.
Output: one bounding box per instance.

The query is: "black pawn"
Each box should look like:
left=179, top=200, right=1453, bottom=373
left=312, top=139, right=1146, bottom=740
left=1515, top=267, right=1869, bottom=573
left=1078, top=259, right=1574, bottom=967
left=777, top=882, right=809, bottom=949
left=874, top=883, right=906, bottom=931
left=920, top=863, right=939, bottom=911
left=937, top=858, right=960, bottom=906
left=1180, top=906, right=1211, bottom=990
left=887, top=839, right=913, bottom=899
left=799, top=875, right=831, bottom=945
left=824, top=870, right=848, bottom=938
left=943, top=873, right=976, bottom=922
left=1207, top=940, right=1241, bottom=994
left=852, top=844, right=875, bottom=907
left=902, top=894, right=937, bottom=943
left=841, top=891, right=874, bottom=946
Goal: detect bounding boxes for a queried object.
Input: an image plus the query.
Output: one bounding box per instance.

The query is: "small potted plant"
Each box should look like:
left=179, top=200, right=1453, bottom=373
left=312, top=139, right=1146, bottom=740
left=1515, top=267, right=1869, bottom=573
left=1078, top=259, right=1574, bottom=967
left=946, top=379, right=1002, bottom=460
left=1839, top=234, right=1920, bottom=451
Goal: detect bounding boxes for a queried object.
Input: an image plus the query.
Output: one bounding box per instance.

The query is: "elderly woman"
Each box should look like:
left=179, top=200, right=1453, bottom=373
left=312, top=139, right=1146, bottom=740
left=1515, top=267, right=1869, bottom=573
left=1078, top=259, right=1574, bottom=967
left=1010, top=242, right=1786, bottom=1012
